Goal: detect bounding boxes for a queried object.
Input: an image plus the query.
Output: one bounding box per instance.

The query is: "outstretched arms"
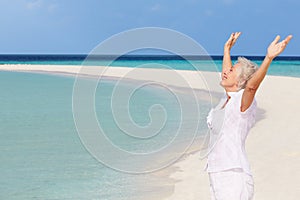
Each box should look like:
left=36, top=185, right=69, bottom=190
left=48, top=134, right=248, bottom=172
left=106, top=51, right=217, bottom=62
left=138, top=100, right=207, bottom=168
left=240, top=35, right=293, bottom=112
left=222, top=32, right=241, bottom=79
left=246, top=35, right=292, bottom=91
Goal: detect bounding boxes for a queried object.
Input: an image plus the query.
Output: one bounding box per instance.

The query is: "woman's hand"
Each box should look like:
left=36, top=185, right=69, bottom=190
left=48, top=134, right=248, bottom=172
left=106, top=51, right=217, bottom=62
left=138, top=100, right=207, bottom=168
left=267, top=35, right=293, bottom=60
left=224, top=32, right=242, bottom=52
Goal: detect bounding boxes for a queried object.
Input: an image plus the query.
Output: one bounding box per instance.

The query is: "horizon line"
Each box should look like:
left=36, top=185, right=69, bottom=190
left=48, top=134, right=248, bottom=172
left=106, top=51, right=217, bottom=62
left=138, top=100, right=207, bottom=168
left=0, top=54, right=299, bottom=61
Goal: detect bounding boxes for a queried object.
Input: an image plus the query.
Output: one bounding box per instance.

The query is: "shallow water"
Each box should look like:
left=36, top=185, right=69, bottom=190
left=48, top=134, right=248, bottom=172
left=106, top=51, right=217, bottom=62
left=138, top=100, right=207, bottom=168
left=0, top=71, right=210, bottom=199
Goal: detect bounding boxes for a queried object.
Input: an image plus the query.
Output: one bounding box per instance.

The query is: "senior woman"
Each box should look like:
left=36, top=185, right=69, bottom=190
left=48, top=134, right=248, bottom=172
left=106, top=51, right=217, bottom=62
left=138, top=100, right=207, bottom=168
left=204, top=32, right=292, bottom=200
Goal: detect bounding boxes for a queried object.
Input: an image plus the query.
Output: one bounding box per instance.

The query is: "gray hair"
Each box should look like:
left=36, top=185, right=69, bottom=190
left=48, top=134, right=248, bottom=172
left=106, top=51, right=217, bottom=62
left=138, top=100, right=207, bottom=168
left=236, top=57, right=258, bottom=90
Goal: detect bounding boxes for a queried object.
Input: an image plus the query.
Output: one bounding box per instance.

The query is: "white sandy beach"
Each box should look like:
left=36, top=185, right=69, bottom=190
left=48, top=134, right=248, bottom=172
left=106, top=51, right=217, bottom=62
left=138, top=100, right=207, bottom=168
left=166, top=76, right=300, bottom=200
left=1, top=64, right=299, bottom=200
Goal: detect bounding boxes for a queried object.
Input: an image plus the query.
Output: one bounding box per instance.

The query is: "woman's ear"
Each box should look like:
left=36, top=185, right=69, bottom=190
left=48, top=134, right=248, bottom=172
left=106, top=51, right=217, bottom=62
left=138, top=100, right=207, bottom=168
left=237, top=79, right=246, bottom=89
left=235, top=78, right=240, bottom=87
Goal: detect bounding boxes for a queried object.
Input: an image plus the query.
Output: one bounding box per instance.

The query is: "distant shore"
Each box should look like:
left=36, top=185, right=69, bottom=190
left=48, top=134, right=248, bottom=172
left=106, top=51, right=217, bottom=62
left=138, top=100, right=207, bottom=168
left=1, top=64, right=299, bottom=200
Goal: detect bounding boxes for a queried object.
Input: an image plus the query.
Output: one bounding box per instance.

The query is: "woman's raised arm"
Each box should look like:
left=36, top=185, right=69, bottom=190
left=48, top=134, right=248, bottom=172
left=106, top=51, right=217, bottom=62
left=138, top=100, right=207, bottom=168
left=240, top=35, right=293, bottom=112
left=222, top=32, right=241, bottom=79
left=246, top=35, right=292, bottom=91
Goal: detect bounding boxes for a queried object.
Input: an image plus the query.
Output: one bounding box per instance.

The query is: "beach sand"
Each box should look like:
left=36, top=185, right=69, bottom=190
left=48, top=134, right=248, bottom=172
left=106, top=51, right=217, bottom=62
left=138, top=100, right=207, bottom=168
left=166, top=75, right=300, bottom=200
left=1, top=64, right=299, bottom=200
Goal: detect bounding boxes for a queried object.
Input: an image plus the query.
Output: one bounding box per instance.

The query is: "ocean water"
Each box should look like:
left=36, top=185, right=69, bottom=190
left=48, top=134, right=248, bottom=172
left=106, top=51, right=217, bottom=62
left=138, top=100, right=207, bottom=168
left=0, top=55, right=299, bottom=199
left=1, top=55, right=300, bottom=77
left=0, top=72, right=138, bottom=199
left=0, top=68, right=209, bottom=200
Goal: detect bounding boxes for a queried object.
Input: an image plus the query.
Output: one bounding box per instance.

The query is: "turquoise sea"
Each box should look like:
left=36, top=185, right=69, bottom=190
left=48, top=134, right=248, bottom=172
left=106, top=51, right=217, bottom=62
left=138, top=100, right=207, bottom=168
left=1, top=55, right=300, bottom=77
left=1, top=55, right=299, bottom=200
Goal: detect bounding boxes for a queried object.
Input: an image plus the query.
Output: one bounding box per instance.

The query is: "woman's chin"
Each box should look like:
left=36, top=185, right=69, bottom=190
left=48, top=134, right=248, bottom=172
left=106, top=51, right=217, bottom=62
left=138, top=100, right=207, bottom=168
left=220, top=80, right=226, bottom=88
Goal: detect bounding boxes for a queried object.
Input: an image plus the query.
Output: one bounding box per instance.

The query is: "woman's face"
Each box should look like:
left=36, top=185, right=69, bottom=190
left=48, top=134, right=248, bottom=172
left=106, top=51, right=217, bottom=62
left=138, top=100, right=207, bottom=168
left=220, top=63, right=240, bottom=89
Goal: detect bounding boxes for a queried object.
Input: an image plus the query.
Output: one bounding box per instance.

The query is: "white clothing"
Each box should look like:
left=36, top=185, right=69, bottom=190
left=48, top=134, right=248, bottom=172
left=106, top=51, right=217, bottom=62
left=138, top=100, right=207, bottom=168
left=204, top=89, right=257, bottom=176
left=209, top=168, right=254, bottom=200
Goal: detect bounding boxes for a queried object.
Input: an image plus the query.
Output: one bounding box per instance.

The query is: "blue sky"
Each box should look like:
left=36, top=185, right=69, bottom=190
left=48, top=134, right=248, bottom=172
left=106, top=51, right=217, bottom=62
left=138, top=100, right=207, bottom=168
left=0, top=0, right=299, bottom=55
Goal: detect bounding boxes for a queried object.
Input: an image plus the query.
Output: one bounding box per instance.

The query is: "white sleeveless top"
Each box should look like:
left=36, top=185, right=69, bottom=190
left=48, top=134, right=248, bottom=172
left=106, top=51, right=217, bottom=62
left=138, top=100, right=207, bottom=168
left=203, top=89, right=257, bottom=175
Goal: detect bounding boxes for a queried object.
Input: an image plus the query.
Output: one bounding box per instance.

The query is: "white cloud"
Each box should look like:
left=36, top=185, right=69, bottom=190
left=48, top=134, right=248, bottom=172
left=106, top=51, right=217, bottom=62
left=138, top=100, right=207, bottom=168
left=26, top=0, right=43, bottom=10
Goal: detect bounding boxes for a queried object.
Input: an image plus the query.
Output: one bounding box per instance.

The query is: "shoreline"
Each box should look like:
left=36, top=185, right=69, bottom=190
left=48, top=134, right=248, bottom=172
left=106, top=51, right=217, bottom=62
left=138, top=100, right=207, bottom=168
left=0, top=64, right=223, bottom=90
left=1, top=64, right=299, bottom=199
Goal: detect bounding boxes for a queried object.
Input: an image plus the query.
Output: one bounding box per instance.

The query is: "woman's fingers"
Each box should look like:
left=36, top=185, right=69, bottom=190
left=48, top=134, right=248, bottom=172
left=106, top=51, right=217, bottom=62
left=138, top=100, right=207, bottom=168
left=226, top=32, right=241, bottom=46
left=234, top=32, right=241, bottom=40
left=285, top=35, right=293, bottom=44
left=277, top=35, right=292, bottom=48
left=227, top=33, right=235, bottom=43
left=267, top=35, right=293, bottom=58
left=225, top=32, right=242, bottom=51
left=272, top=35, right=281, bottom=45
left=279, top=35, right=292, bottom=51
left=231, top=32, right=241, bottom=46
left=271, top=35, right=292, bottom=45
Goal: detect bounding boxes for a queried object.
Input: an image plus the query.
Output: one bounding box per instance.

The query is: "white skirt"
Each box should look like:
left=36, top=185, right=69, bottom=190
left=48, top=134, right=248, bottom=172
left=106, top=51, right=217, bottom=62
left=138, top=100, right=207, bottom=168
left=208, top=168, right=254, bottom=200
